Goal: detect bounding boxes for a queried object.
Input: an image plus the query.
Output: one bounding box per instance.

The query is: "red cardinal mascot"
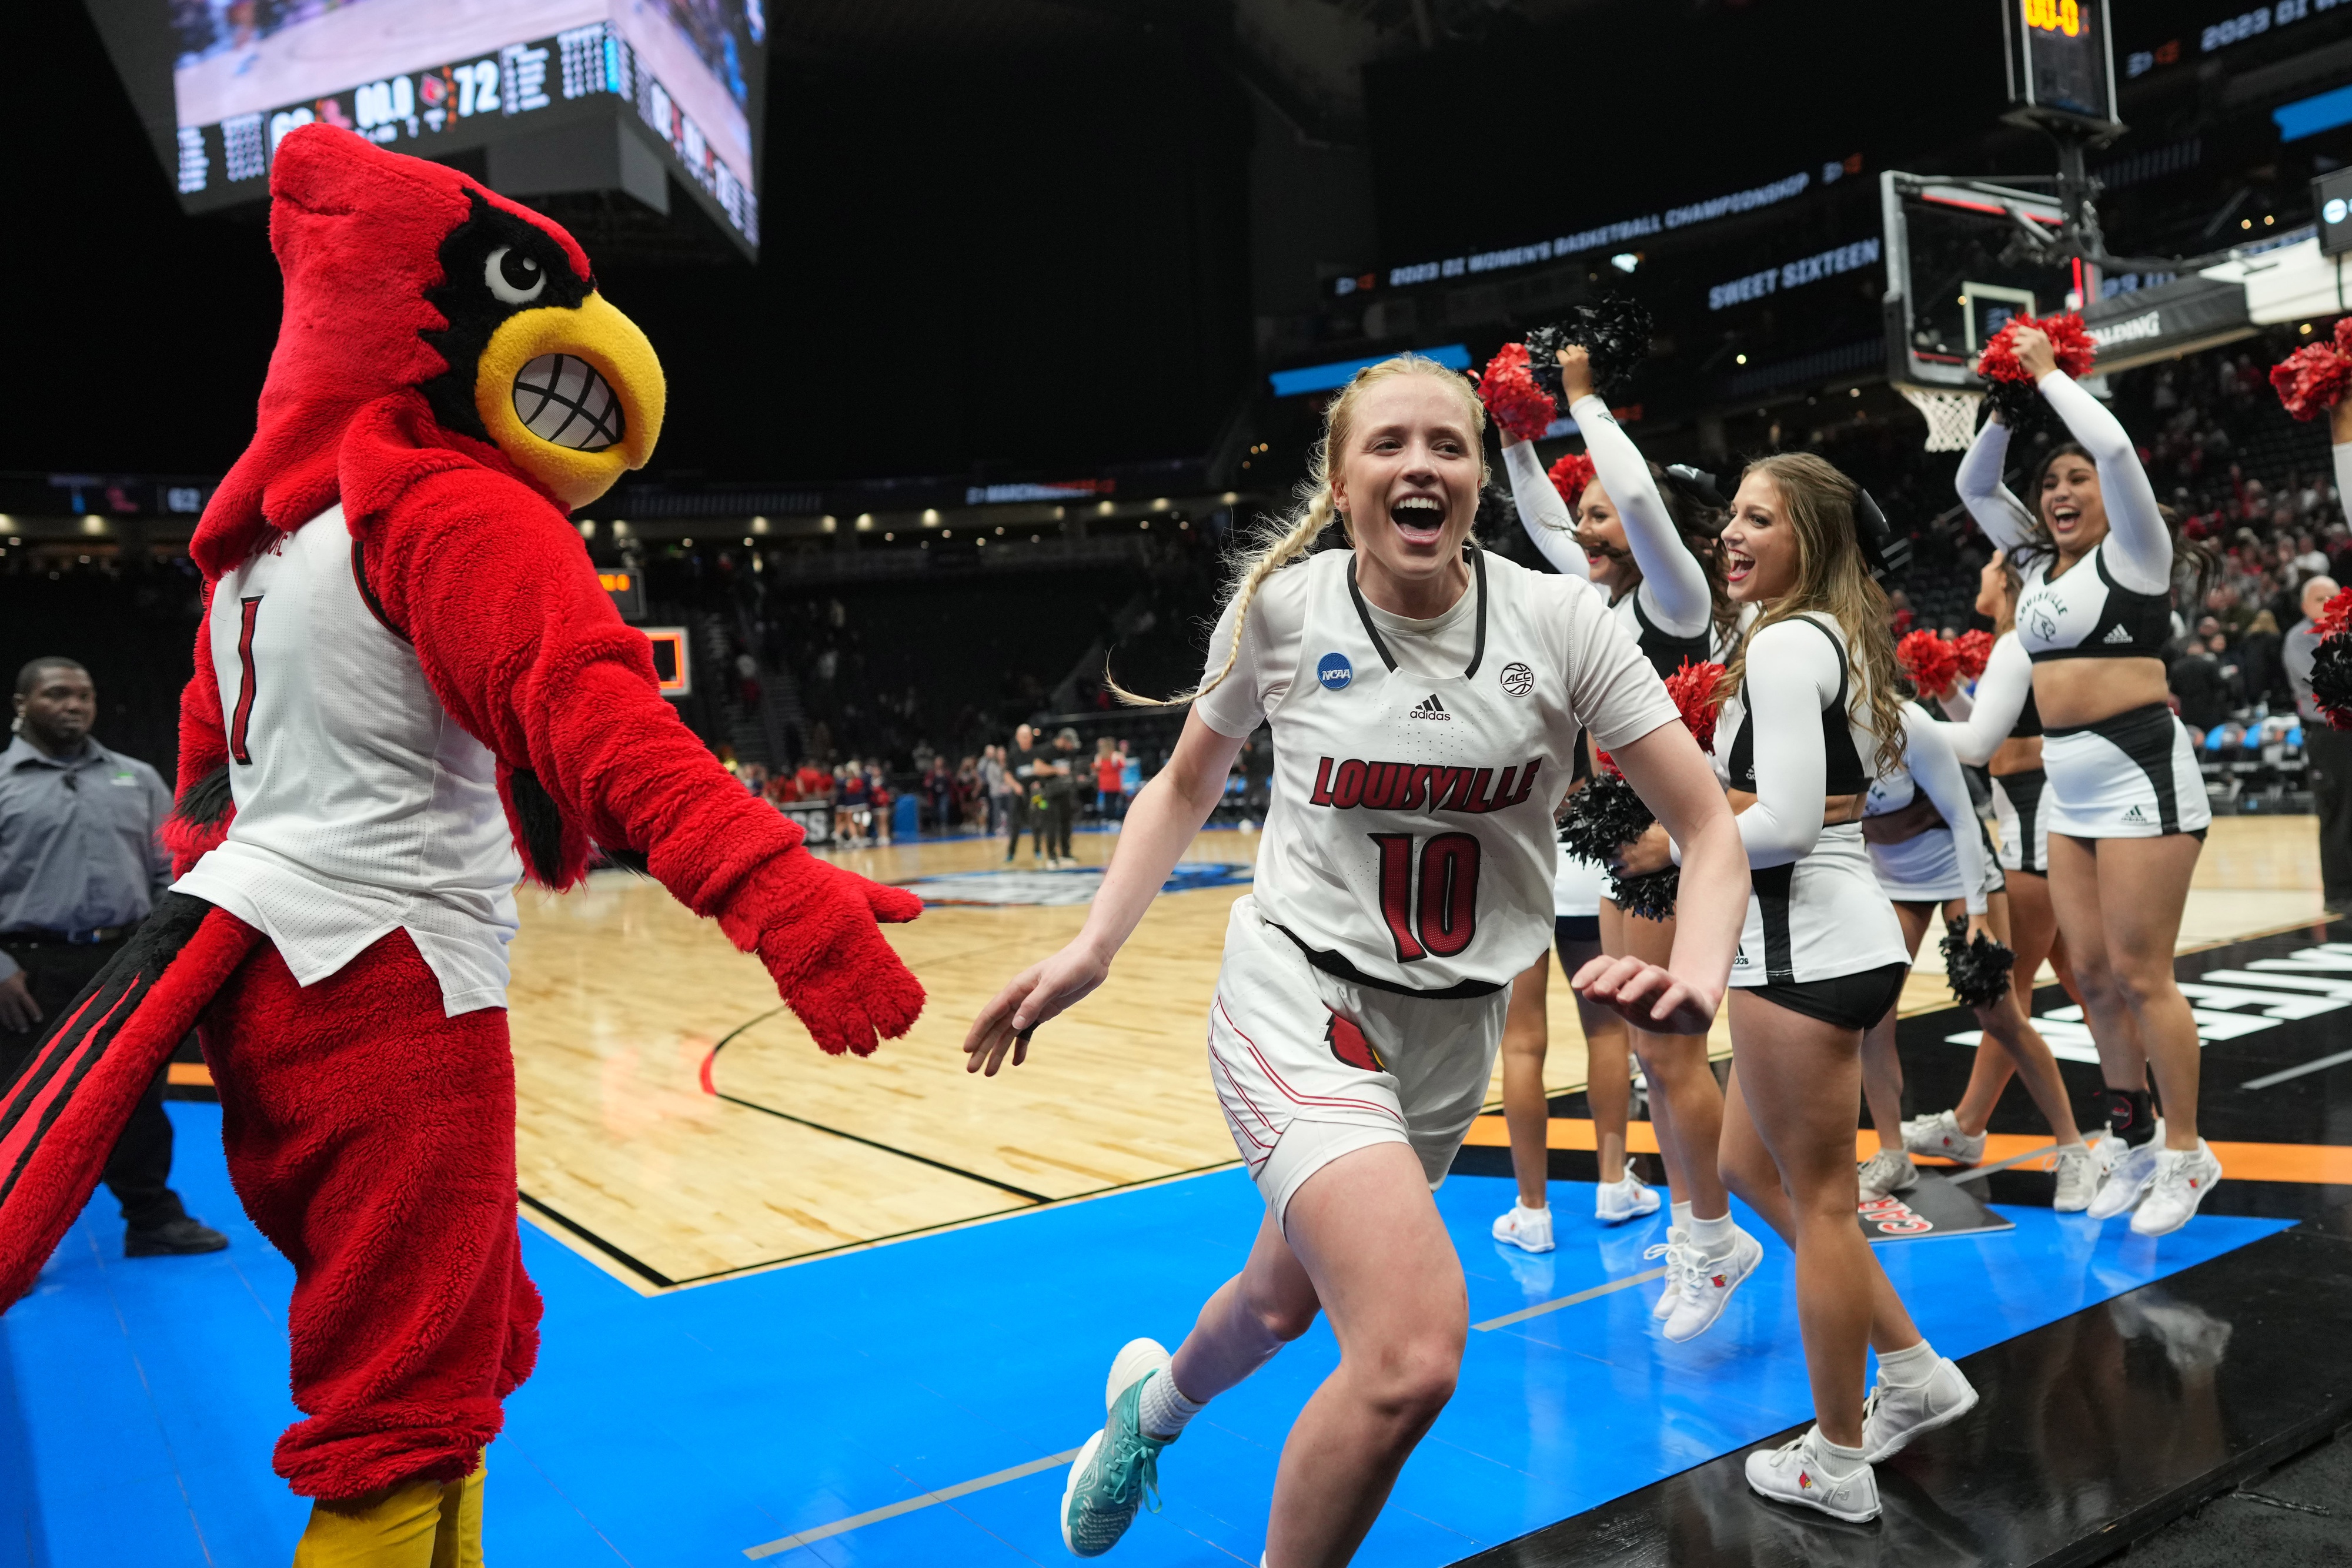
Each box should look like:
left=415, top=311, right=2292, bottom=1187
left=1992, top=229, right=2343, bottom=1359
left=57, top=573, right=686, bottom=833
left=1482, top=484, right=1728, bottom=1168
left=0, top=125, right=925, bottom=1561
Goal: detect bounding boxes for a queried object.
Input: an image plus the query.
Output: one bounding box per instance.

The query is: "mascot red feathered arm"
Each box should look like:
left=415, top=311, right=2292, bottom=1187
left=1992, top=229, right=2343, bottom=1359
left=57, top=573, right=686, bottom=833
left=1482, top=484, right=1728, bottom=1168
left=0, top=129, right=923, bottom=1310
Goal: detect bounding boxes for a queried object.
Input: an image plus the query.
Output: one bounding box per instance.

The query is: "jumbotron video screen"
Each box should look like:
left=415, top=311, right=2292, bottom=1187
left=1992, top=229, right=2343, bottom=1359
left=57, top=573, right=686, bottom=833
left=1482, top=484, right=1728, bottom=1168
left=162, top=0, right=763, bottom=246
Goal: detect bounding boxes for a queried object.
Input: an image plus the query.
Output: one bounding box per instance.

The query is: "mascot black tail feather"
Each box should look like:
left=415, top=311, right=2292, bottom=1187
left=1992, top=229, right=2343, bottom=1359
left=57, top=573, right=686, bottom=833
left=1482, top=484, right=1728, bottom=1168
left=0, top=893, right=258, bottom=1309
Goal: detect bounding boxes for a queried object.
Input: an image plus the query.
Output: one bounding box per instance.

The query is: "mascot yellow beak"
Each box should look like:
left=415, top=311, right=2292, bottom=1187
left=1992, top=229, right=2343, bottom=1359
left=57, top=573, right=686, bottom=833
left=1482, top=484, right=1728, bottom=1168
left=472, top=293, right=664, bottom=510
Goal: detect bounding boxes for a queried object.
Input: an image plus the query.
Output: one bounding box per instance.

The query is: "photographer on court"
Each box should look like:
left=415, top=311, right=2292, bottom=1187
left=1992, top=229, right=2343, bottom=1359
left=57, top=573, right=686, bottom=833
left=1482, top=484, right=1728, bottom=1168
left=0, top=657, right=228, bottom=1258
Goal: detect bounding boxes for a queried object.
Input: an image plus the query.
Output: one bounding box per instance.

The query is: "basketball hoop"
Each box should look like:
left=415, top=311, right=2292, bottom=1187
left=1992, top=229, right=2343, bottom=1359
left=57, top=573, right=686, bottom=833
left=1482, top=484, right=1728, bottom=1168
left=1897, top=386, right=1984, bottom=452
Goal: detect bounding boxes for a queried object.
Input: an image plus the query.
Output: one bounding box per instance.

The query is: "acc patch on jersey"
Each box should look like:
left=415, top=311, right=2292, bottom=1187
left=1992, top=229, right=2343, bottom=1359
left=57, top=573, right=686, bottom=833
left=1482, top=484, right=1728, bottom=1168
left=1317, top=652, right=1353, bottom=690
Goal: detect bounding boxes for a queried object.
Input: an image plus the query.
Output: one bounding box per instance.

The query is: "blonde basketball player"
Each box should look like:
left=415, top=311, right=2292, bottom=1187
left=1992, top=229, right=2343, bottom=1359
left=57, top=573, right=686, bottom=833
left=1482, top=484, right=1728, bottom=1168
left=964, top=355, right=1747, bottom=1567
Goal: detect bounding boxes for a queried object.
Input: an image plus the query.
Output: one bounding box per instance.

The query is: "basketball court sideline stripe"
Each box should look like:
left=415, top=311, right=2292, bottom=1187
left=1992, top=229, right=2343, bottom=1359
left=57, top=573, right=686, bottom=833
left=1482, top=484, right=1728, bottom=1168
left=1474, top=1266, right=1667, bottom=1332
left=2240, top=1048, right=2352, bottom=1090
left=741, top=1446, right=1084, bottom=1559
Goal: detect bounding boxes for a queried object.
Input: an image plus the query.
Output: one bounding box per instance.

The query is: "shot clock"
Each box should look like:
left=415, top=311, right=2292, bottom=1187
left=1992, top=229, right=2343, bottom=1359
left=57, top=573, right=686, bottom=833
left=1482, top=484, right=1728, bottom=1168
left=2002, top=0, right=2123, bottom=136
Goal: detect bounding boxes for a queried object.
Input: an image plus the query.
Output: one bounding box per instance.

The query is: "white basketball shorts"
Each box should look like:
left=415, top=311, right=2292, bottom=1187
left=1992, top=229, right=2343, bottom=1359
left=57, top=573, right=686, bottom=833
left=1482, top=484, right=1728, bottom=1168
left=1207, top=895, right=1509, bottom=1231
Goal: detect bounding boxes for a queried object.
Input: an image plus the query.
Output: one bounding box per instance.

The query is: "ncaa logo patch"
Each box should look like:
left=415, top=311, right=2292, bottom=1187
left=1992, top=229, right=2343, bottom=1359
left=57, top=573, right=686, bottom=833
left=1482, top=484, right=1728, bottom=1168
left=1317, top=652, right=1354, bottom=690
left=1499, top=661, right=1534, bottom=697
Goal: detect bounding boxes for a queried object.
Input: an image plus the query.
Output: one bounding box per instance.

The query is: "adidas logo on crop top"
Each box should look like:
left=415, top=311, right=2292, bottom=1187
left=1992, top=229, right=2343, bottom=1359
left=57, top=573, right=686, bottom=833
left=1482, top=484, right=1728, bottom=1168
left=1191, top=545, right=1680, bottom=1000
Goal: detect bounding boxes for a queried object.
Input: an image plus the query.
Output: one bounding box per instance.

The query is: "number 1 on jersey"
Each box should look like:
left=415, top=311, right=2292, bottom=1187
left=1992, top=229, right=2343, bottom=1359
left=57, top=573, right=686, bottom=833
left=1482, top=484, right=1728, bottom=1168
left=1371, top=832, right=1481, bottom=962
left=229, top=596, right=263, bottom=765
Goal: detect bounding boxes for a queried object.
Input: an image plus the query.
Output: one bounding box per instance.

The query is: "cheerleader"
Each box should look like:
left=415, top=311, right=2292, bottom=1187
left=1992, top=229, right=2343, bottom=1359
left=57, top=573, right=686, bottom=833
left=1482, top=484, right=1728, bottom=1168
left=1498, top=346, right=1755, bottom=1339
left=1903, top=553, right=2093, bottom=1179
left=963, top=355, right=1749, bottom=1565
left=1853, top=701, right=2093, bottom=1206
left=1956, top=327, right=2220, bottom=1235
left=1662, top=452, right=1977, bottom=1522
left=1490, top=804, right=1650, bottom=1254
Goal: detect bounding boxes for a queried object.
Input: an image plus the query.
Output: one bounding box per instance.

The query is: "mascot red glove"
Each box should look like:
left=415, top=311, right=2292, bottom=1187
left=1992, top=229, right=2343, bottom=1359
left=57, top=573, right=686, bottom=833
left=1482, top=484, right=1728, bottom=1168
left=0, top=125, right=923, bottom=1562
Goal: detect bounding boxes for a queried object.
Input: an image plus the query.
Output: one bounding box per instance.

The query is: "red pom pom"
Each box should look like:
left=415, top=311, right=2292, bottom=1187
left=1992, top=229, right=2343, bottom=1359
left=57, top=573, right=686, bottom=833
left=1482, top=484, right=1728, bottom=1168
left=2271, top=339, right=2352, bottom=422
left=1475, top=343, right=1558, bottom=443
left=1548, top=452, right=1595, bottom=509
left=1896, top=629, right=1960, bottom=697
left=1952, top=629, right=1994, bottom=682
left=1663, top=659, right=1727, bottom=755
left=2317, top=586, right=2352, bottom=641
left=1976, top=311, right=2097, bottom=385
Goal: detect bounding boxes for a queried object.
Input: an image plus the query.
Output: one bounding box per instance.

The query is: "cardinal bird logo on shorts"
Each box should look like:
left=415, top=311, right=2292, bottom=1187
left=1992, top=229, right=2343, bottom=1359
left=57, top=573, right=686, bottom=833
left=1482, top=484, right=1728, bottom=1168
left=1326, top=1014, right=1385, bottom=1073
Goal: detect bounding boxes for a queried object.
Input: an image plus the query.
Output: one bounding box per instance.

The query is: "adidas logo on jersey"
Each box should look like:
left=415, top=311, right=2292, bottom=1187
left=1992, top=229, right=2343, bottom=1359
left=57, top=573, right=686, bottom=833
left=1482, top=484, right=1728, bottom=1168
left=2122, top=803, right=2149, bottom=823
left=1409, top=694, right=1452, bottom=720
left=2102, top=624, right=2136, bottom=644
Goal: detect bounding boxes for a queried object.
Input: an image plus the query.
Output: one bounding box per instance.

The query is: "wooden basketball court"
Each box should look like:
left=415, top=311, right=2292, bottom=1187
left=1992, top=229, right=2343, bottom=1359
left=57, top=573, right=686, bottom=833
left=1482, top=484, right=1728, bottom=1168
left=505, top=815, right=2329, bottom=1293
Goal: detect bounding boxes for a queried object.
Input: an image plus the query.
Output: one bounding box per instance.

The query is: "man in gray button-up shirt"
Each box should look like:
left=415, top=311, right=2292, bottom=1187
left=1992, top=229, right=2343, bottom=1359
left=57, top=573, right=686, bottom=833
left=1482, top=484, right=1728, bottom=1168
left=1, top=657, right=226, bottom=1255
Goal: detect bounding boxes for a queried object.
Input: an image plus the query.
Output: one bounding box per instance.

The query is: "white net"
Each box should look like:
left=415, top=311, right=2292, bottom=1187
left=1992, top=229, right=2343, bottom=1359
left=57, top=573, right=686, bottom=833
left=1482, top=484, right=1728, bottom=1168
left=1897, top=386, right=1984, bottom=452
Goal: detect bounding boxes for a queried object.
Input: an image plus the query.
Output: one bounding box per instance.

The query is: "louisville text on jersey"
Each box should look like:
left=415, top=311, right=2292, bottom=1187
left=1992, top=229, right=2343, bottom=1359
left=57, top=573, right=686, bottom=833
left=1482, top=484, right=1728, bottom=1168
left=1304, top=756, right=1544, bottom=815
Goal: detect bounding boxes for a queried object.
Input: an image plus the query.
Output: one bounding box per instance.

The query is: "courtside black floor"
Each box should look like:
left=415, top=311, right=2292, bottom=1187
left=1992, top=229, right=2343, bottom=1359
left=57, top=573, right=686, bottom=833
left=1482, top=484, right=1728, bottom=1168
left=1458, top=918, right=2352, bottom=1566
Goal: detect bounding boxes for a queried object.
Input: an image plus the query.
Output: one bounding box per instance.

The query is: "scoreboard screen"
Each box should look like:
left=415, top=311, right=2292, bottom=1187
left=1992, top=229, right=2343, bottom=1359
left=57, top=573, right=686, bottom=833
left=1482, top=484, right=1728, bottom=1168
left=118, top=0, right=763, bottom=250
left=2003, top=0, right=2122, bottom=133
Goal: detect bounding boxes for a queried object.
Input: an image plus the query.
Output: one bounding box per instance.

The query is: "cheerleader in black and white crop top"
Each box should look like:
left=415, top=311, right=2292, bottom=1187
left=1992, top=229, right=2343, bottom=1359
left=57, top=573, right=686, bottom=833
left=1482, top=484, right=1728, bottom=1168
left=1955, top=367, right=2207, bottom=841
left=1703, top=453, right=1975, bottom=1526
left=1495, top=345, right=1749, bottom=1304
left=1853, top=703, right=2094, bottom=1207
left=1952, top=326, right=2222, bottom=1242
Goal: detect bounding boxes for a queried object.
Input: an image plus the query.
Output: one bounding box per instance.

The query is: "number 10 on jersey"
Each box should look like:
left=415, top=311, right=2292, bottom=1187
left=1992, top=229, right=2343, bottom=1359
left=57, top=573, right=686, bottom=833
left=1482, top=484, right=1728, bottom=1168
left=1371, top=833, right=1481, bottom=961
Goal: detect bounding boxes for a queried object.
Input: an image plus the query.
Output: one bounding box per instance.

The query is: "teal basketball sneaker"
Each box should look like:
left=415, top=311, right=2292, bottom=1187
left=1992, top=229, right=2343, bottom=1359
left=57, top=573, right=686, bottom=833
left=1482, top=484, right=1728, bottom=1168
left=1061, top=1338, right=1177, bottom=1557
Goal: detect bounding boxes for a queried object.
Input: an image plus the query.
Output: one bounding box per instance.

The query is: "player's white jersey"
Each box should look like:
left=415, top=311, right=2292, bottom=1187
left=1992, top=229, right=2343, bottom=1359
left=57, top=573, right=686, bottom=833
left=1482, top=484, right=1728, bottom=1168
left=1198, top=547, right=1675, bottom=994
left=173, top=505, right=522, bottom=1016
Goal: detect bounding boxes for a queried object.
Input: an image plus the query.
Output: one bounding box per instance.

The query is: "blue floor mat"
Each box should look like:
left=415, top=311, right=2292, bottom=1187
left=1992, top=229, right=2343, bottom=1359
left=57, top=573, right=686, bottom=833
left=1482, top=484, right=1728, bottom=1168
left=0, top=1104, right=2289, bottom=1567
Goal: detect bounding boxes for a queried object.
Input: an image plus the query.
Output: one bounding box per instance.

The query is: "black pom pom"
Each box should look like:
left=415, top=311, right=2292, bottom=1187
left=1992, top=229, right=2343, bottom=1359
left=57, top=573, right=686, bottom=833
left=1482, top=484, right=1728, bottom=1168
left=2309, top=633, right=2352, bottom=730
left=1559, top=772, right=1678, bottom=918
left=1474, top=482, right=1518, bottom=545
left=1559, top=772, right=1652, bottom=864
left=1983, top=377, right=2050, bottom=439
left=1940, top=918, right=2017, bottom=1008
left=1608, top=866, right=1681, bottom=923
left=1526, top=295, right=1656, bottom=401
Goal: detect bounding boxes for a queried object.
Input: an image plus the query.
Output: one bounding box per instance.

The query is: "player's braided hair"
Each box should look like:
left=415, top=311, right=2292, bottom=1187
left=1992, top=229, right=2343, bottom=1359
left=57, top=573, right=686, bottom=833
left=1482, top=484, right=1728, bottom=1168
left=1108, top=355, right=1489, bottom=707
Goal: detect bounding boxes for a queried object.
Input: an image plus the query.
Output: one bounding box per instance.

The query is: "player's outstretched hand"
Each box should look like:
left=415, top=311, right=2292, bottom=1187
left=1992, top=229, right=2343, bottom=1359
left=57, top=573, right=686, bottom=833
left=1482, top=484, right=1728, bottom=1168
left=964, top=942, right=1109, bottom=1076
left=719, top=850, right=926, bottom=1057
left=1570, top=953, right=1719, bottom=1037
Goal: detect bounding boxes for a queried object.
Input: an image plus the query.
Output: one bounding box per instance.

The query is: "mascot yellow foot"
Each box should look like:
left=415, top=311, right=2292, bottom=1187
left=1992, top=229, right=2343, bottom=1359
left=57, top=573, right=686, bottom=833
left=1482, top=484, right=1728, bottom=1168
left=292, top=1455, right=485, bottom=1568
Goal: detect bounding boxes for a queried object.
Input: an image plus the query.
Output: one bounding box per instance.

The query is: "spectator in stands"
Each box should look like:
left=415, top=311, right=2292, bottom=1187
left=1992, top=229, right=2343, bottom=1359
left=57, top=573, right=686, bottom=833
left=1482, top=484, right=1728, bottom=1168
left=1120, top=742, right=1143, bottom=805
left=1043, top=728, right=1082, bottom=864
left=1006, top=724, right=1049, bottom=864
left=923, top=754, right=955, bottom=832
left=869, top=763, right=894, bottom=846
left=794, top=757, right=831, bottom=804
left=983, top=744, right=1011, bottom=838
left=836, top=761, right=871, bottom=848
left=1093, top=737, right=1125, bottom=821
left=2170, top=637, right=2230, bottom=732
left=954, top=755, right=983, bottom=830
left=2287, top=576, right=2352, bottom=915
left=2238, top=609, right=2287, bottom=710
left=740, top=762, right=768, bottom=797
left=1, top=657, right=228, bottom=1258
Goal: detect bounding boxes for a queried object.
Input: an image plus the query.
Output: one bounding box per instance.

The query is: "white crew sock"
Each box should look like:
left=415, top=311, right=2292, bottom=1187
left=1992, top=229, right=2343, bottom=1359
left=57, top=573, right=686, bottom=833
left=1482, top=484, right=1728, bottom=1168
left=1875, top=1339, right=1940, bottom=1389
left=1671, top=1201, right=1693, bottom=1230
left=1138, top=1369, right=1205, bottom=1441
left=1686, top=1209, right=1735, bottom=1252
left=1810, top=1430, right=1869, bottom=1479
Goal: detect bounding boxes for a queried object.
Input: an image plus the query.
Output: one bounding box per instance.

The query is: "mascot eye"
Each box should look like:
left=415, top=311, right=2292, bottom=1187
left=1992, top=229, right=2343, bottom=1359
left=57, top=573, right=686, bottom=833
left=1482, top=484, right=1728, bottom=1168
left=485, top=247, right=547, bottom=306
